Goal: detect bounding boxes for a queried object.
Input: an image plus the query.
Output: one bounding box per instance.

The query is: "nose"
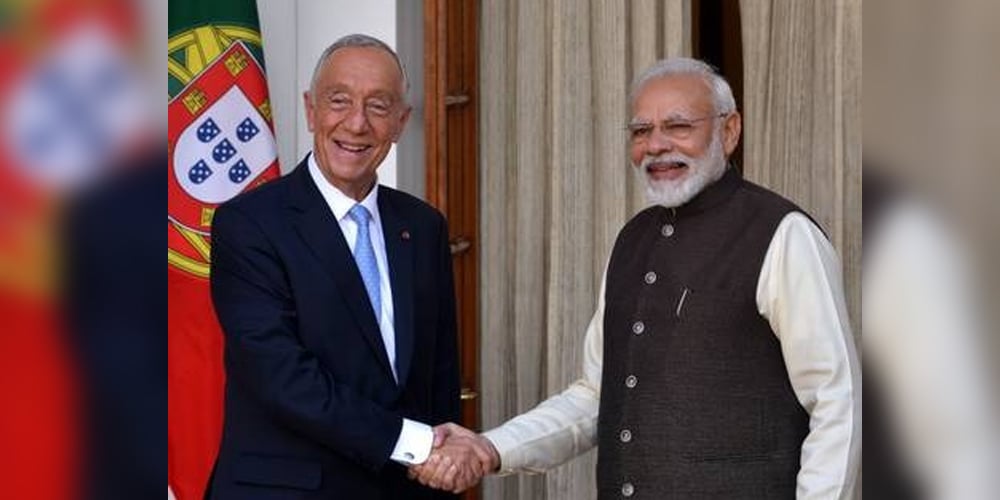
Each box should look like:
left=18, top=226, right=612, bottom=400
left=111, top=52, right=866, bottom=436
left=645, top=125, right=675, bottom=156
left=343, top=104, right=370, bottom=134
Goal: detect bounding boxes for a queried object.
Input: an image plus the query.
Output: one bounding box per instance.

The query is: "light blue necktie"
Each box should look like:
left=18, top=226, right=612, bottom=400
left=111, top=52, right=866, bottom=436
left=348, top=204, right=381, bottom=321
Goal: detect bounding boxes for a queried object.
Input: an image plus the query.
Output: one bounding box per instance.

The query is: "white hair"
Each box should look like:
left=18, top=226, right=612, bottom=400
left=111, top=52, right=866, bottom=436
left=309, top=33, right=409, bottom=104
left=629, top=57, right=736, bottom=114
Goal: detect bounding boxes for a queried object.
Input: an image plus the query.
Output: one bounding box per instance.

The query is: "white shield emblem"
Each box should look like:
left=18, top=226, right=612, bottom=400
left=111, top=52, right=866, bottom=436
left=172, top=86, right=277, bottom=204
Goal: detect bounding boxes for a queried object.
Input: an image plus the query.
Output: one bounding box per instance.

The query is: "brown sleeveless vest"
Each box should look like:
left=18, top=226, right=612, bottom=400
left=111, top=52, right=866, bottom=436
left=597, top=168, right=811, bottom=499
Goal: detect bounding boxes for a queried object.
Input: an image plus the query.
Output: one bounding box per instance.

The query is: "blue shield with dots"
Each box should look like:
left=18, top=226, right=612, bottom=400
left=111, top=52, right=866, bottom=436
left=197, top=118, right=221, bottom=143
left=236, top=118, right=259, bottom=143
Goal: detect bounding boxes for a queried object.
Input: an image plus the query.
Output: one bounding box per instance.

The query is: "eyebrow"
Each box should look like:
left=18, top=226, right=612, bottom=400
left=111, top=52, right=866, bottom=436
left=633, top=111, right=701, bottom=122
left=365, top=92, right=396, bottom=102
left=322, top=86, right=400, bottom=104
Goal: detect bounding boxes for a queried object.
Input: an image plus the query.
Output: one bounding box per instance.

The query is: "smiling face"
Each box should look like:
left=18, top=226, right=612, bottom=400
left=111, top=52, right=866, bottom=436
left=304, top=46, right=411, bottom=200
left=628, top=74, right=741, bottom=207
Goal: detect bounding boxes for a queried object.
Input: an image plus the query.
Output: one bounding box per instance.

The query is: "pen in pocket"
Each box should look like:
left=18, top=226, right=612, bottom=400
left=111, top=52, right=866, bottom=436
left=675, top=287, right=689, bottom=317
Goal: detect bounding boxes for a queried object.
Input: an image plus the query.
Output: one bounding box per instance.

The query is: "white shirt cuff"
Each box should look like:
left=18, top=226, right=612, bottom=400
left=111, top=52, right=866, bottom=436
left=390, top=418, right=433, bottom=465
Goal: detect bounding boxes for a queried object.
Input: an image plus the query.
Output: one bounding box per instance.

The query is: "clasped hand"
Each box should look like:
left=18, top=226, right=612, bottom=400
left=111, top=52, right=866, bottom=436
left=408, top=423, right=499, bottom=493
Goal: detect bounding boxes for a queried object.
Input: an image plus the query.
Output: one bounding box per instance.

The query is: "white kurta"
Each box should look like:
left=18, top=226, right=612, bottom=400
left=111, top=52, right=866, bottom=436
left=483, top=212, right=861, bottom=500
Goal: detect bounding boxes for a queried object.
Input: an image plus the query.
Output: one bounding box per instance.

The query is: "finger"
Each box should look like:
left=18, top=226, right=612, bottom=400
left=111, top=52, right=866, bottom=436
left=449, top=470, right=470, bottom=494
left=416, top=455, right=440, bottom=486
left=441, top=462, right=460, bottom=492
left=429, top=455, right=453, bottom=490
left=464, top=441, right=490, bottom=474
left=408, top=464, right=427, bottom=481
left=475, top=437, right=501, bottom=473
left=432, top=428, right=446, bottom=448
left=452, top=465, right=480, bottom=494
left=470, top=442, right=490, bottom=463
left=432, top=424, right=455, bottom=447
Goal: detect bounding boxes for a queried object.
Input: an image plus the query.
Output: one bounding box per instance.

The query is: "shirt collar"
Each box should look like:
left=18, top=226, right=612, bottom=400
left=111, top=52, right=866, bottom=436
left=307, top=152, right=380, bottom=223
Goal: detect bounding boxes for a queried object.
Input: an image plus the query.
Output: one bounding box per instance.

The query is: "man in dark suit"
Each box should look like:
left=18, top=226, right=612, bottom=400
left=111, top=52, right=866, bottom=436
left=206, top=34, right=460, bottom=499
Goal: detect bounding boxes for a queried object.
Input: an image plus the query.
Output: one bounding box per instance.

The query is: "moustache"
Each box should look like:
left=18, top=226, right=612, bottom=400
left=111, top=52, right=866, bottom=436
left=638, top=153, right=697, bottom=173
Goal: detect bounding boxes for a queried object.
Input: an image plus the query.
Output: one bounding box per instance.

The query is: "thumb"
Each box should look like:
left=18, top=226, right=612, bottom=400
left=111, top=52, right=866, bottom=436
left=432, top=424, right=454, bottom=448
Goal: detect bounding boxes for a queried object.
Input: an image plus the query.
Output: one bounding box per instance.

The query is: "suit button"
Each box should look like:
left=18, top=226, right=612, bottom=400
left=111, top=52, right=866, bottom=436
left=622, top=482, right=635, bottom=497
left=644, top=271, right=657, bottom=284
left=625, top=375, right=637, bottom=388
left=632, top=321, right=645, bottom=335
left=662, top=223, right=675, bottom=237
left=620, top=429, right=632, bottom=443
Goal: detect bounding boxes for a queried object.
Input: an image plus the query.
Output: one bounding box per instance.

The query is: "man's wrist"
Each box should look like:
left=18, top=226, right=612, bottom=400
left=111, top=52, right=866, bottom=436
left=390, top=419, right=434, bottom=465
left=481, top=435, right=501, bottom=472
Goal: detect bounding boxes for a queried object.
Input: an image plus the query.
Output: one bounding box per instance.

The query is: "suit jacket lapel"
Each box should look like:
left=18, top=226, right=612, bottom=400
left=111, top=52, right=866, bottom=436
left=378, top=187, right=415, bottom=388
left=285, top=161, right=394, bottom=380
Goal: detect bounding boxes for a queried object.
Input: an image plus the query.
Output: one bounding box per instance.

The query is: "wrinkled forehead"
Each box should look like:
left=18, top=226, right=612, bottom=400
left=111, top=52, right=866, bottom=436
left=630, top=75, right=714, bottom=120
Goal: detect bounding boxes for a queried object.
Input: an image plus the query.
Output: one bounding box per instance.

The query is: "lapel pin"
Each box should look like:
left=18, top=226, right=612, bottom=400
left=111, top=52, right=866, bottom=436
left=401, top=230, right=411, bottom=240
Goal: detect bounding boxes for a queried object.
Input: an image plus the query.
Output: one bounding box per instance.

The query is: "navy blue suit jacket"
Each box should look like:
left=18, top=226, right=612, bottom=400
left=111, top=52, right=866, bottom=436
left=207, top=158, right=460, bottom=499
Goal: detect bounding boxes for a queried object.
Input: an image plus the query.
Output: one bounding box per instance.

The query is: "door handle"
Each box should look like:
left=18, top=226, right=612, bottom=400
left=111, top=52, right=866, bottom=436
left=449, top=236, right=472, bottom=255
left=460, top=387, right=478, bottom=401
left=444, top=94, right=471, bottom=107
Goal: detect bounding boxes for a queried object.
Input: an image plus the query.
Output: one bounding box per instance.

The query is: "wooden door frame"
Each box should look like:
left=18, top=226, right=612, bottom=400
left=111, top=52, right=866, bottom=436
left=424, top=6, right=481, bottom=499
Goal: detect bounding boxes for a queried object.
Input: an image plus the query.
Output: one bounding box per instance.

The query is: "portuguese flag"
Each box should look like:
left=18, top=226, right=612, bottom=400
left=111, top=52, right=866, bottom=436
left=168, top=1, right=279, bottom=498
left=0, top=0, right=150, bottom=498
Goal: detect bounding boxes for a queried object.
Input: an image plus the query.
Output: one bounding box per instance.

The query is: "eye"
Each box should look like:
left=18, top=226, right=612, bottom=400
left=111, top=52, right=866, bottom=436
left=327, top=95, right=351, bottom=110
left=628, top=124, right=653, bottom=140
left=365, top=100, right=391, bottom=117
left=665, top=121, right=694, bottom=133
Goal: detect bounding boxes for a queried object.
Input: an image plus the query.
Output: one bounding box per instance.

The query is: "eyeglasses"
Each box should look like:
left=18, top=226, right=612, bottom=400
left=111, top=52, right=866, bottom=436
left=626, top=112, right=728, bottom=143
left=318, top=91, right=400, bottom=119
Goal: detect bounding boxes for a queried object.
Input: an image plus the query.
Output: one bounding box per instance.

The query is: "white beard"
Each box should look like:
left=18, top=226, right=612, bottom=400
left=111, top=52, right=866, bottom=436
left=633, top=129, right=728, bottom=208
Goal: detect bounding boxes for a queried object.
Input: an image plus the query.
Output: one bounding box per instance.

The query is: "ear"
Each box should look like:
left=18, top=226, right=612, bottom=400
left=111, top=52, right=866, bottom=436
left=303, top=91, right=316, bottom=132
left=392, top=105, right=413, bottom=142
left=722, top=111, right=742, bottom=157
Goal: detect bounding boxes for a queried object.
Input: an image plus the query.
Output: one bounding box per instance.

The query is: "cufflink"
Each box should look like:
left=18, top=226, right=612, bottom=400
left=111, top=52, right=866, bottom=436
left=403, top=452, right=415, bottom=461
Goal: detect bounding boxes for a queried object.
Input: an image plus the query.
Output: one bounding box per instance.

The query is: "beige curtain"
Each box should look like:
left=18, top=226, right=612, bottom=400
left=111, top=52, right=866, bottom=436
left=740, top=2, right=862, bottom=496
left=740, top=0, right=862, bottom=337
left=479, top=1, right=691, bottom=499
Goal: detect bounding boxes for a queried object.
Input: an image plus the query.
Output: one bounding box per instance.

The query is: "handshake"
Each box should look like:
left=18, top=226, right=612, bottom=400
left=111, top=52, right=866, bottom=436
left=408, top=423, right=500, bottom=493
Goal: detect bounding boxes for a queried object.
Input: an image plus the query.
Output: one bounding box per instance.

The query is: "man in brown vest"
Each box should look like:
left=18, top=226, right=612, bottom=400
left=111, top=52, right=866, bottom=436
left=411, top=57, right=860, bottom=499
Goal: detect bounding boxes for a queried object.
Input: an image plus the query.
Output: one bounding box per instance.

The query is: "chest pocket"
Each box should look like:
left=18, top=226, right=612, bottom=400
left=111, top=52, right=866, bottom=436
left=674, top=287, right=759, bottom=345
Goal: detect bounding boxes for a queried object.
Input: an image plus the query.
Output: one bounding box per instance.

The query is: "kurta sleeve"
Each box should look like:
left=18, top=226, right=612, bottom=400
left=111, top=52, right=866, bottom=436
left=482, top=269, right=607, bottom=474
left=756, top=212, right=861, bottom=499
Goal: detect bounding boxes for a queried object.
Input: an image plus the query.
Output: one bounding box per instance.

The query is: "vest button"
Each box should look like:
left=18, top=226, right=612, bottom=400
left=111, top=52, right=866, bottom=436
left=661, top=223, right=675, bottom=237
left=644, top=271, right=657, bottom=284
left=631, top=321, right=645, bottom=335
left=625, top=375, right=637, bottom=388
left=620, top=429, right=632, bottom=442
left=622, top=482, right=635, bottom=497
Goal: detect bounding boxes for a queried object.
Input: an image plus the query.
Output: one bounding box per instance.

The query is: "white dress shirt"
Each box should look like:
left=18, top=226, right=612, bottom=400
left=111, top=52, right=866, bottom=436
left=483, top=212, right=862, bottom=499
left=307, top=154, right=434, bottom=465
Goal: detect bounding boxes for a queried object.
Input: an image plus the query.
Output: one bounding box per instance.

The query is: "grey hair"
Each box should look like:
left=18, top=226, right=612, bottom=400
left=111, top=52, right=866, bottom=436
left=309, top=33, right=409, bottom=104
left=629, top=57, right=736, bottom=114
